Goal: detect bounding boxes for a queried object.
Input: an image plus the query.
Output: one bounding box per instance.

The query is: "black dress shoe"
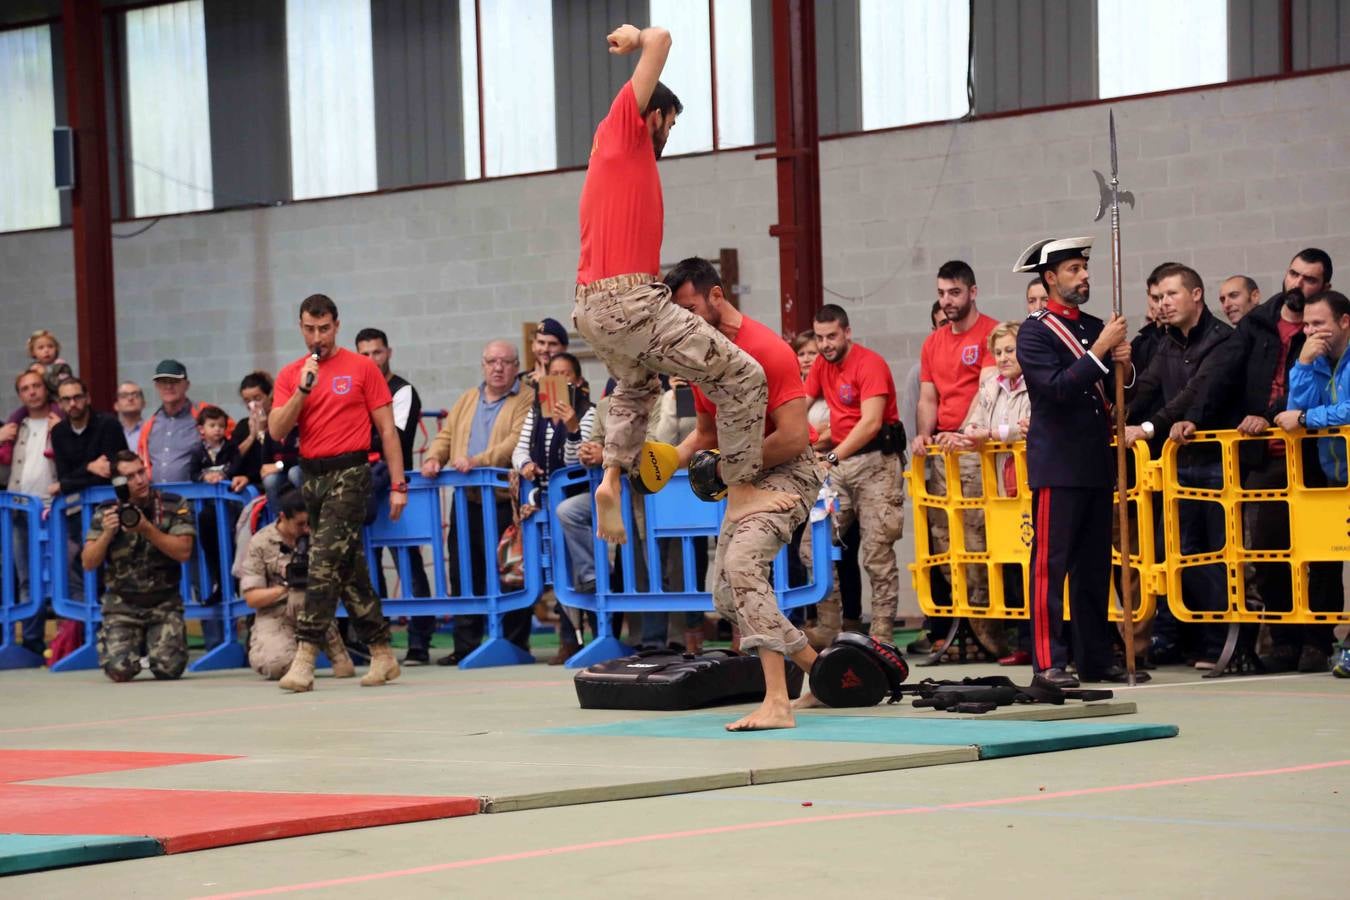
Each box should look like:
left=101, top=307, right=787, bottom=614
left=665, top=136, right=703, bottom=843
left=435, top=652, right=463, bottom=666
left=1039, top=667, right=1079, bottom=688
left=402, top=648, right=430, bottom=666
left=1083, top=665, right=1151, bottom=684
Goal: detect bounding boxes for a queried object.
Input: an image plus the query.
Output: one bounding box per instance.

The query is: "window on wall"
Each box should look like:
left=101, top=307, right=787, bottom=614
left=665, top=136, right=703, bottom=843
left=859, top=0, right=970, bottom=131
left=477, top=0, right=556, bottom=177
left=1098, top=0, right=1227, bottom=99
left=0, top=25, right=59, bottom=232
left=125, top=0, right=214, bottom=216
left=648, top=0, right=714, bottom=156
left=713, top=0, right=756, bottom=150
left=286, top=0, right=378, bottom=200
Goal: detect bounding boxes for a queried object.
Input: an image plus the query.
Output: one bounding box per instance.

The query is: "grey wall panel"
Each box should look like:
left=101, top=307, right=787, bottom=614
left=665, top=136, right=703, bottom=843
left=203, top=0, right=290, bottom=207
left=1292, top=0, right=1350, bottom=69
left=750, top=0, right=775, bottom=143
left=372, top=0, right=464, bottom=189
left=1229, top=0, right=1283, bottom=79
left=552, top=0, right=649, bottom=170
left=973, top=0, right=1096, bottom=115
left=816, top=0, right=861, bottom=136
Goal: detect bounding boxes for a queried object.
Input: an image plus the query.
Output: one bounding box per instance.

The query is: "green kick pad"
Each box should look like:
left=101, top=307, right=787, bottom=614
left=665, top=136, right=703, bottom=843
left=0, top=833, right=162, bottom=875
left=546, top=714, right=1179, bottom=758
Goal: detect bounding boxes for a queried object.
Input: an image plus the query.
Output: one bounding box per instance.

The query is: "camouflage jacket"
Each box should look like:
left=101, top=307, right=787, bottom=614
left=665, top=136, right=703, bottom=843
left=87, top=490, right=195, bottom=595
left=238, top=521, right=293, bottom=618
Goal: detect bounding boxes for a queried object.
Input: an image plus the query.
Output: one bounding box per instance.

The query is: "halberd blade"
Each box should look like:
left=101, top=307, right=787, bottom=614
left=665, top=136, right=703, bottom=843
left=1093, top=170, right=1110, bottom=222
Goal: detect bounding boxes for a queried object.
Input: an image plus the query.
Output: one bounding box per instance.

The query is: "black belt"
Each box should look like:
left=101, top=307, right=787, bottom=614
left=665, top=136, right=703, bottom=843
left=299, top=451, right=368, bottom=476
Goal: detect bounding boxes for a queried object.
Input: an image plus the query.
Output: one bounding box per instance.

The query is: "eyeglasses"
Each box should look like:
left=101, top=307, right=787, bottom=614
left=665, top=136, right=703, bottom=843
left=482, top=358, right=519, bottom=368
left=57, top=394, right=87, bottom=405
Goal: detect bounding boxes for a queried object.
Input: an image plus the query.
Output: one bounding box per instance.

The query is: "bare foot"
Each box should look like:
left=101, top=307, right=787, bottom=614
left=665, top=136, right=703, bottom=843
left=726, top=698, right=795, bottom=731
left=593, top=479, right=628, bottom=544
left=726, top=483, right=795, bottom=523
left=791, top=690, right=824, bottom=710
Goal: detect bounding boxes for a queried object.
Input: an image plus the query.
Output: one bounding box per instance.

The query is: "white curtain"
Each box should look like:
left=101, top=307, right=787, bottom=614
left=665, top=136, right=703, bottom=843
left=1098, top=0, right=1227, bottom=99
left=713, top=0, right=756, bottom=149
left=478, top=0, right=556, bottom=177
left=648, top=0, right=713, bottom=156
left=0, top=25, right=59, bottom=232
left=459, top=0, right=481, bottom=180
left=286, top=0, right=377, bottom=200
left=125, top=0, right=214, bottom=216
left=859, top=0, right=970, bottom=130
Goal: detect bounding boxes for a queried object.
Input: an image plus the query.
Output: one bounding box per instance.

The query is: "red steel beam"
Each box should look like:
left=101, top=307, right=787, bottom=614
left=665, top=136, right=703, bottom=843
left=758, top=0, right=822, bottom=339
left=63, top=0, right=118, bottom=412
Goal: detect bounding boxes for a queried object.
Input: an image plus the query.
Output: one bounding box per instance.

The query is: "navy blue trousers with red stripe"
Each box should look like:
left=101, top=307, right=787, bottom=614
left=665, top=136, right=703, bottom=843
left=1029, top=486, right=1116, bottom=678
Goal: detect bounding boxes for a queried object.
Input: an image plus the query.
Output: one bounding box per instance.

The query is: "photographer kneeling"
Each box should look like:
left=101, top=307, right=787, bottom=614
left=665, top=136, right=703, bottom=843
left=239, top=488, right=354, bottom=680
left=82, top=450, right=195, bottom=682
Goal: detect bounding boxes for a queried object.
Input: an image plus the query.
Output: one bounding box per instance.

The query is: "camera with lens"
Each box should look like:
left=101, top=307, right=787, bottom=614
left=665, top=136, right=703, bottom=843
left=284, top=533, right=311, bottom=591
left=111, top=476, right=142, bottom=529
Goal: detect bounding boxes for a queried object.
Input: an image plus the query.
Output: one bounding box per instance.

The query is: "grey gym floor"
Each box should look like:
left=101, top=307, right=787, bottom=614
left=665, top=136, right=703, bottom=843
left=1, top=655, right=1345, bottom=899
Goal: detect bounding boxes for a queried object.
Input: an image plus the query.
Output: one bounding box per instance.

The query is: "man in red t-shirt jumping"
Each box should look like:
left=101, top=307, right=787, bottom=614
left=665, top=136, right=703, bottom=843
left=573, top=22, right=790, bottom=545
left=664, top=258, right=820, bottom=730
left=268, top=294, right=408, bottom=693
left=805, top=304, right=906, bottom=643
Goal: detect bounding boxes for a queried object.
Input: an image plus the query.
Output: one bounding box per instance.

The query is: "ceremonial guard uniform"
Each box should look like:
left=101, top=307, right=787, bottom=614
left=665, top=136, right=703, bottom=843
left=1014, top=237, right=1134, bottom=685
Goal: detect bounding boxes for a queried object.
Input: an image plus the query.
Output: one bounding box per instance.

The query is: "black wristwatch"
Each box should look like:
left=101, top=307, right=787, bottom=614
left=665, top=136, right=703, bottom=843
left=825, top=451, right=839, bottom=465
left=1298, top=411, right=1307, bottom=428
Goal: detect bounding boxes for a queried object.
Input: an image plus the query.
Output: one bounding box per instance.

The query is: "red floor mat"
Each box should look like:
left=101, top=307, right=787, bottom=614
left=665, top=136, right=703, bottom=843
left=0, top=749, right=479, bottom=854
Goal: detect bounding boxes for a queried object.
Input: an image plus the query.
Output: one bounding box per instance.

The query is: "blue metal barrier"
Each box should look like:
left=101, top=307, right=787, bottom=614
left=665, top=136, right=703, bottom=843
left=0, top=493, right=47, bottom=669
left=48, top=483, right=257, bottom=673
left=547, top=466, right=838, bottom=668
left=363, top=469, right=542, bottom=669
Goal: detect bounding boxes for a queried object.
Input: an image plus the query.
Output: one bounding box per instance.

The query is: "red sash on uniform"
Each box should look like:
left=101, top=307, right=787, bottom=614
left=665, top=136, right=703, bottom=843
left=1038, top=313, right=1112, bottom=412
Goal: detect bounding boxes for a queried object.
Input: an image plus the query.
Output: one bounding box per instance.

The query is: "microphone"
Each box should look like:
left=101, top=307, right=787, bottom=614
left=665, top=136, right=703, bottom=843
left=303, top=351, right=319, bottom=390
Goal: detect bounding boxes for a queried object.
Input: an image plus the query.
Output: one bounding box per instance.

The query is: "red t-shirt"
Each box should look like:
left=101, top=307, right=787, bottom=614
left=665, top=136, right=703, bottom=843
left=919, top=313, right=999, bottom=432
left=576, top=82, right=662, bottom=284
left=804, top=343, right=900, bottom=445
left=274, top=348, right=393, bottom=460
left=692, top=316, right=805, bottom=437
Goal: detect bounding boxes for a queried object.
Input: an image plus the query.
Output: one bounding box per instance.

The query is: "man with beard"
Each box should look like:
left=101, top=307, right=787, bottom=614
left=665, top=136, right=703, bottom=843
left=572, top=22, right=790, bottom=546
left=805, top=304, right=905, bottom=642
left=1235, top=248, right=1338, bottom=673
left=910, top=261, right=998, bottom=653
left=1013, top=237, right=1134, bottom=686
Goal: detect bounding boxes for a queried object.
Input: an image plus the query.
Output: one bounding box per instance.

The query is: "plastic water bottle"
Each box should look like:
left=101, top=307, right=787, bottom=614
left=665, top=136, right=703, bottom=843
left=811, top=474, right=837, bottom=523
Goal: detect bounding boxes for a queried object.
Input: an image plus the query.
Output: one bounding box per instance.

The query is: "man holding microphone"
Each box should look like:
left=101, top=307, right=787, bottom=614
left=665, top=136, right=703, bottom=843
left=269, top=294, right=408, bottom=692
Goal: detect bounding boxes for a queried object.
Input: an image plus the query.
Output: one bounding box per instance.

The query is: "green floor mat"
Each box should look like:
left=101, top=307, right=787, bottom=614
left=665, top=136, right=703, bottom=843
left=0, top=833, right=162, bottom=876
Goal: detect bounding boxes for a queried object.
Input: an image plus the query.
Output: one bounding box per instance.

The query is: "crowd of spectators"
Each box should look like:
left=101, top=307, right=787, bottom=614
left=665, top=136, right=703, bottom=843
left=3, top=245, right=1348, bottom=682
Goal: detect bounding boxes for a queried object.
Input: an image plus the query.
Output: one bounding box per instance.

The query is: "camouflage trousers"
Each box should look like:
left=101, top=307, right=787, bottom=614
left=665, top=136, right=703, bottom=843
left=817, top=450, right=905, bottom=641
left=249, top=598, right=347, bottom=680
left=711, top=451, right=821, bottom=655
left=299, top=463, right=389, bottom=647
left=97, top=589, right=187, bottom=682
left=573, top=275, right=768, bottom=484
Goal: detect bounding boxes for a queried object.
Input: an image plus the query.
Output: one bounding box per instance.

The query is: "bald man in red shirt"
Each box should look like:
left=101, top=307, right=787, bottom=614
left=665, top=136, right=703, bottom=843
left=665, top=257, right=822, bottom=731
left=572, top=22, right=790, bottom=546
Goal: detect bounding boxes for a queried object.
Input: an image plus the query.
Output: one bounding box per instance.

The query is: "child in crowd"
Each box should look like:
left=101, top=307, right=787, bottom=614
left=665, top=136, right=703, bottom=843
left=189, top=405, right=240, bottom=484
left=28, top=330, right=74, bottom=396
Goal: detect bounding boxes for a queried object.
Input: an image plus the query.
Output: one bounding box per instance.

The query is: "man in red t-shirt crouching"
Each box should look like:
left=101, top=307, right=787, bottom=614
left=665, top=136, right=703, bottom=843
left=666, top=258, right=821, bottom=730
left=572, top=22, right=791, bottom=545
left=269, top=294, right=408, bottom=693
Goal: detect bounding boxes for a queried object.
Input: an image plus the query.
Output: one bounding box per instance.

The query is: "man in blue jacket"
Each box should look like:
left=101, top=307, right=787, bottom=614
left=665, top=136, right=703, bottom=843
left=1276, top=289, right=1350, bottom=677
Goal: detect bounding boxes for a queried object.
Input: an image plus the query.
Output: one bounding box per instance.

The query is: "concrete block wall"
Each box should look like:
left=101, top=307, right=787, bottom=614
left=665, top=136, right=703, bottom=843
left=2, top=70, right=1348, bottom=613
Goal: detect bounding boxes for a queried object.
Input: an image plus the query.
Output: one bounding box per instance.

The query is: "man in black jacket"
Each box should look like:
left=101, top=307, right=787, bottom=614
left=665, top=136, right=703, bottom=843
left=1234, top=248, right=1339, bottom=672
left=52, top=378, right=128, bottom=495
left=355, top=327, right=433, bottom=665
left=1125, top=264, right=1241, bottom=668
left=1131, top=261, right=1179, bottom=382
left=1014, top=236, right=1137, bottom=686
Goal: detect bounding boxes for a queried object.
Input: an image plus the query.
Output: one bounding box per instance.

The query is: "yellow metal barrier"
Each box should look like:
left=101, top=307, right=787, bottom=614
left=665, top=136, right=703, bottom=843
left=910, top=429, right=1350, bottom=632
left=1156, top=428, right=1350, bottom=627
